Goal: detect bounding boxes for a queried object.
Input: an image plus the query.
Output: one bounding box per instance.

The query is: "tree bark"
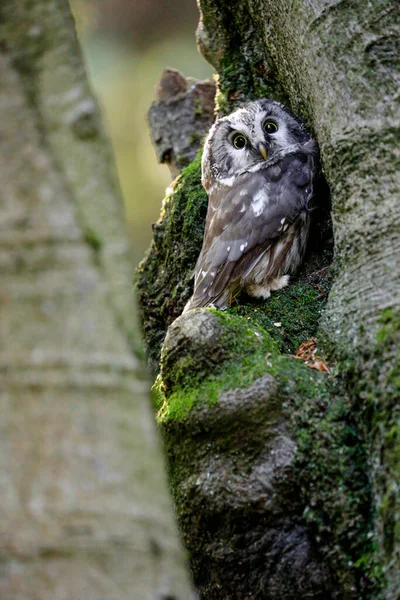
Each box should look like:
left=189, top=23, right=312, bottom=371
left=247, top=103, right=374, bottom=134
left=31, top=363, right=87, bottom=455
left=0, top=1, right=195, bottom=598
left=137, top=0, right=399, bottom=598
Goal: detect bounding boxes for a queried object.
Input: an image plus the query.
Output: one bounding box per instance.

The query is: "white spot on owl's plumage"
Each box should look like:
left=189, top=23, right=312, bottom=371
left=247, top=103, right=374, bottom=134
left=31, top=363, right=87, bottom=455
left=220, top=176, right=235, bottom=187
left=252, top=190, right=266, bottom=216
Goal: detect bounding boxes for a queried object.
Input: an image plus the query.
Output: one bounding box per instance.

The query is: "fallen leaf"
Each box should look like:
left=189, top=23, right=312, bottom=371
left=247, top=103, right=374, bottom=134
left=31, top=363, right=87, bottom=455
left=295, top=338, right=330, bottom=373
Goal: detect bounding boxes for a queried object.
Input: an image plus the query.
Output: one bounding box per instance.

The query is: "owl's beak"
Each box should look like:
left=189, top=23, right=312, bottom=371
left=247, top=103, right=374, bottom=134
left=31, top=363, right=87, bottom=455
left=259, top=143, right=268, bottom=160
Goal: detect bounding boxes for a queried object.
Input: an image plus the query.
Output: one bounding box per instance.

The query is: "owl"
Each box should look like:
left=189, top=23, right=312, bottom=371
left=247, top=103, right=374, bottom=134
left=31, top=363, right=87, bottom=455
left=183, top=99, right=319, bottom=313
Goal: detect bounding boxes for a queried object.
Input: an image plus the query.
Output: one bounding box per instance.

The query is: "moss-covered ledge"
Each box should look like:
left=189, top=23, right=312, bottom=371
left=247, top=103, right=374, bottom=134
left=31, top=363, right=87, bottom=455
left=153, top=309, right=375, bottom=599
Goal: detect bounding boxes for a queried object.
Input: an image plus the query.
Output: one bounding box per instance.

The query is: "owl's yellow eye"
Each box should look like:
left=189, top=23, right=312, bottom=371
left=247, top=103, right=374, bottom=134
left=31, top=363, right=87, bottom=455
left=263, top=120, right=278, bottom=134
left=232, top=133, right=248, bottom=149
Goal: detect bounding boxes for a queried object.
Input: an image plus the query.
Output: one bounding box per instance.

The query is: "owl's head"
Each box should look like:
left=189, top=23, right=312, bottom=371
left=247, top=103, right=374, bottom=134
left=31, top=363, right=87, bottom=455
left=202, top=99, right=312, bottom=190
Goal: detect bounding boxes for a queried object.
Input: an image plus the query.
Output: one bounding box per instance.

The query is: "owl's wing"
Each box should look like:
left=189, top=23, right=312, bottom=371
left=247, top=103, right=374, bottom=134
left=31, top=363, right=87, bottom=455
left=188, top=150, right=317, bottom=309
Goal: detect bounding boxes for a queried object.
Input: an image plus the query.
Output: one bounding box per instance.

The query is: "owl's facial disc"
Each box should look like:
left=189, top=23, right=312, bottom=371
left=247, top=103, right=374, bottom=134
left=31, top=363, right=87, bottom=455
left=201, top=99, right=312, bottom=188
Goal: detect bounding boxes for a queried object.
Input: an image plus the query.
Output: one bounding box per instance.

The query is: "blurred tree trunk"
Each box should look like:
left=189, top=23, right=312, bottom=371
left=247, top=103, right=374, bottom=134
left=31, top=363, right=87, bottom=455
left=0, top=1, right=195, bottom=598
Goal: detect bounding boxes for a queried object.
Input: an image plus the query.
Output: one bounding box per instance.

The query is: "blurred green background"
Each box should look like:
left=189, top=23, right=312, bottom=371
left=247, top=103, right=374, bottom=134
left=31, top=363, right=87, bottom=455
left=70, top=0, right=212, bottom=265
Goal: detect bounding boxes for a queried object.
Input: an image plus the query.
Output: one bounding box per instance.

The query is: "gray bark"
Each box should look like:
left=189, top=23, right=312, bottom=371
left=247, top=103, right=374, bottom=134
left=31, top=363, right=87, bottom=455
left=0, top=1, right=195, bottom=598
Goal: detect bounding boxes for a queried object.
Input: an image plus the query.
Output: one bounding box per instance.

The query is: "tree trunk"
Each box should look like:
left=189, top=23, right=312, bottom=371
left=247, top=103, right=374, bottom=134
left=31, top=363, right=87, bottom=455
left=137, top=0, right=399, bottom=598
left=0, top=1, right=195, bottom=598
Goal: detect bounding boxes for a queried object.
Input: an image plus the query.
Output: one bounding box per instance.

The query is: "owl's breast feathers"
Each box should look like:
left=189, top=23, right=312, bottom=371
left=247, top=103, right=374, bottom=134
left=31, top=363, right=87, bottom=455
left=184, top=144, right=318, bottom=311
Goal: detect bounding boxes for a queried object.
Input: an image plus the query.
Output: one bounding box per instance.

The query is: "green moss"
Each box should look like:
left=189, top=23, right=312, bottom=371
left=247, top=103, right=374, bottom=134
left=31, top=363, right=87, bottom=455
left=290, top=390, right=375, bottom=595
left=151, top=375, right=165, bottom=412
left=212, top=309, right=279, bottom=354
left=160, top=352, right=300, bottom=423
left=162, top=352, right=198, bottom=393
left=228, top=281, right=326, bottom=354
left=376, top=308, right=400, bottom=345
left=370, top=309, right=400, bottom=592
left=194, top=98, right=203, bottom=117
left=84, top=227, right=102, bottom=252
left=136, top=153, right=208, bottom=370
left=216, top=57, right=287, bottom=116
left=158, top=310, right=280, bottom=421
left=327, top=307, right=400, bottom=597
left=199, top=0, right=288, bottom=115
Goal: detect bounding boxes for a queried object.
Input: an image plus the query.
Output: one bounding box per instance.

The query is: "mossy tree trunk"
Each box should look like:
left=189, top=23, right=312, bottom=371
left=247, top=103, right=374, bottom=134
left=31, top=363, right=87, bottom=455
left=0, top=1, right=195, bottom=598
left=137, top=1, right=399, bottom=598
